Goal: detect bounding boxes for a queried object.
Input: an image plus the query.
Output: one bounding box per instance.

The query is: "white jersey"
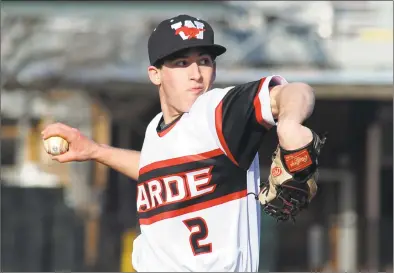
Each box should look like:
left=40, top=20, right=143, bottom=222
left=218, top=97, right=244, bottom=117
left=132, top=75, right=287, bottom=272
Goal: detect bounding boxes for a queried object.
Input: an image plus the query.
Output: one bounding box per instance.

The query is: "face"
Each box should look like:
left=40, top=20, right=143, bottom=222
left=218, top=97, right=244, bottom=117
left=148, top=48, right=216, bottom=116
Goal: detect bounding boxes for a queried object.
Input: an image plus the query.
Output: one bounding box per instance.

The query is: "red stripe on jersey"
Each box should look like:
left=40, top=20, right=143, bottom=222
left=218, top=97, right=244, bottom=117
left=139, top=148, right=223, bottom=175
left=253, top=77, right=272, bottom=130
left=214, top=101, right=239, bottom=166
left=139, top=189, right=247, bottom=225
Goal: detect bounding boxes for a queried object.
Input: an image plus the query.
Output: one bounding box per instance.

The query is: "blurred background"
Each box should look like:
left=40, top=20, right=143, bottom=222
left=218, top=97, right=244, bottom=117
left=1, top=1, right=393, bottom=272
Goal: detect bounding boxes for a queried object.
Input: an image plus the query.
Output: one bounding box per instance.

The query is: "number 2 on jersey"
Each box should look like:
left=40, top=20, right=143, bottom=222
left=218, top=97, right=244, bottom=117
left=183, top=217, right=212, bottom=256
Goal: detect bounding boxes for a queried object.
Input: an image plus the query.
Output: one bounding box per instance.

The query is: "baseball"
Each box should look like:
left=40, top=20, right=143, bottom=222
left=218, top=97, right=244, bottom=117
left=44, top=136, right=69, bottom=156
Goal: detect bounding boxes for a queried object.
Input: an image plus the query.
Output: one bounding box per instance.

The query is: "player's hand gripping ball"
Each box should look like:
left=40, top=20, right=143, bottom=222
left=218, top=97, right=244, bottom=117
left=43, top=136, right=69, bottom=156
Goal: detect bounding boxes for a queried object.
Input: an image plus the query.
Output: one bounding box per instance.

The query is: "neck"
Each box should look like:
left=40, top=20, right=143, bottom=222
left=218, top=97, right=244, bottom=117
left=162, top=110, right=182, bottom=125
left=160, top=94, right=182, bottom=125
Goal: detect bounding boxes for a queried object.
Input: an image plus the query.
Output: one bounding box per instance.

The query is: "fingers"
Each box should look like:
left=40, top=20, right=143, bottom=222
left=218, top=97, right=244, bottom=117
left=51, top=151, right=75, bottom=163
left=258, top=185, right=277, bottom=204
left=41, top=123, right=76, bottom=142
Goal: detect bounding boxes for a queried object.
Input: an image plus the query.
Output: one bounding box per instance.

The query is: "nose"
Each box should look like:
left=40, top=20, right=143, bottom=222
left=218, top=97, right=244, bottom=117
left=188, top=62, right=202, bottom=82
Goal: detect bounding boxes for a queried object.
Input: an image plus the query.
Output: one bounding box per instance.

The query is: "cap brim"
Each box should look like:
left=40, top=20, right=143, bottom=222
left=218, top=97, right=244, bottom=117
left=201, top=44, right=227, bottom=57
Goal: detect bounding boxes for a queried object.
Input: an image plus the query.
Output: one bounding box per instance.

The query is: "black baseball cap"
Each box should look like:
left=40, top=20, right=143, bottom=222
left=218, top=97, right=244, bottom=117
left=148, top=14, right=227, bottom=66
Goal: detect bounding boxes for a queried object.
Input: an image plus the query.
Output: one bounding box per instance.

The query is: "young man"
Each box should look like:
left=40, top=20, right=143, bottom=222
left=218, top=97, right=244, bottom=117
left=42, top=14, right=326, bottom=272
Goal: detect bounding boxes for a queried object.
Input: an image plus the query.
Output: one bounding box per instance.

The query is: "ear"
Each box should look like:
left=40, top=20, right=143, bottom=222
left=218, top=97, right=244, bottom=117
left=148, top=66, right=161, bottom=86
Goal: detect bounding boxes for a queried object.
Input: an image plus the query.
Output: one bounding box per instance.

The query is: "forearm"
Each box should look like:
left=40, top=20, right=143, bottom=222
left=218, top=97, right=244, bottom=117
left=275, top=83, right=315, bottom=149
left=92, top=144, right=141, bottom=181
left=276, top=82, right=315, bottom=124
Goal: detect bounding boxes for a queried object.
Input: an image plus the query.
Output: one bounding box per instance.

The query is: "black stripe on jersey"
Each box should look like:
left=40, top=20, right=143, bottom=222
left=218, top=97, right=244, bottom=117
left=139, top=149, right=224, bottom=181
left=137, top=153, right=247, bottom=220
left=217, top=79, right=268, bottom=170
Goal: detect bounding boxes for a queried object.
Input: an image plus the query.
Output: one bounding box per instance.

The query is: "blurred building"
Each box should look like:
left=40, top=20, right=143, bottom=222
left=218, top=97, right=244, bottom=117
left=1, top=1, right=393, bottom=272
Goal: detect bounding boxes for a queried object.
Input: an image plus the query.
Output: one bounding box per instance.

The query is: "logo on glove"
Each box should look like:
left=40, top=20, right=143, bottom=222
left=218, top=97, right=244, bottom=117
left=284, top=149, right=312, bottom=172
left=271, top=166, right=282, bottom=177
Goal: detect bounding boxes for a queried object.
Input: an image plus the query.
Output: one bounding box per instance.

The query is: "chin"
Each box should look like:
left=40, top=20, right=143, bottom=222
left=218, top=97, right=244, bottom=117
left=176, top=93, right=202, bottom=113
left=180, top=101, right=195, bottom=113
left=180, top=105, right=193, bottom=113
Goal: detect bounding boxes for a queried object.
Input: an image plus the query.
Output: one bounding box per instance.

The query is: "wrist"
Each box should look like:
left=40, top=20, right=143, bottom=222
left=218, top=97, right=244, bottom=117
left=90, top=143, right=108, bottom=161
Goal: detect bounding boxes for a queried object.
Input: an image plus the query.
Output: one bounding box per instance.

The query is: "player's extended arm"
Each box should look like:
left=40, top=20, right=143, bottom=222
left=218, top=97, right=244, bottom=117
left=42, top=123, right=141, bottom=181
left=92, top=144, right=141, bottom=181
left=270, top=82, right=315, bottom=149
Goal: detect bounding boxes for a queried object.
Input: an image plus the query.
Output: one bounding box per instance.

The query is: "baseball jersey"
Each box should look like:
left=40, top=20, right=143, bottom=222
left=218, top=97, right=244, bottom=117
left=132, top=75, right=287, bottom=272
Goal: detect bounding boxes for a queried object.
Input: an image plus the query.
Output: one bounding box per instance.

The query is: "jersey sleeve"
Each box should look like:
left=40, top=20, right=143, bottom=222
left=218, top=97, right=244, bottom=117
left=214, top=75, right=287, bottom=169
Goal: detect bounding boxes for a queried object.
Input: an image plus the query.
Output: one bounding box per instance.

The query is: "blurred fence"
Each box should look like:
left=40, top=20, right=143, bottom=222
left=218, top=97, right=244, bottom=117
left=1, top=184, right=392, bottom=272
left=1, top=186, right=85, bottom=271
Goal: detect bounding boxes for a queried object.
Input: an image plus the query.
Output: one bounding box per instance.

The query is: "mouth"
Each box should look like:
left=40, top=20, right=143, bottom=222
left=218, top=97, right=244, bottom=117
left=190, top=87, right=204, bottom=93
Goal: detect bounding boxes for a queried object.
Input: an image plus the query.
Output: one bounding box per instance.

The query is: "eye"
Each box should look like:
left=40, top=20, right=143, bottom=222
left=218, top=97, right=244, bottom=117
left=199, top=57, right=212, bottom=66
left=174, top=60, right=188, bottom=67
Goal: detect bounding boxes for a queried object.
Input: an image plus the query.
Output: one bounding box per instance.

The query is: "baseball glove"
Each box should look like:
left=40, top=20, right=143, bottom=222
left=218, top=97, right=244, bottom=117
left=258, top=130, right=327, bottom=222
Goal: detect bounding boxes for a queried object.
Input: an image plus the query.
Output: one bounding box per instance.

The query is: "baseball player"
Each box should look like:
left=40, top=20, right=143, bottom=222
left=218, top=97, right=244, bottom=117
left=42, top=14, right=326, bottom=272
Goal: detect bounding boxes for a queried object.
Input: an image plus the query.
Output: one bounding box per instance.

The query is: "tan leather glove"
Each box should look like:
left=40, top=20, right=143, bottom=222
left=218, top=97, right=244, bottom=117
left=259, top=130, right=327, bottom=222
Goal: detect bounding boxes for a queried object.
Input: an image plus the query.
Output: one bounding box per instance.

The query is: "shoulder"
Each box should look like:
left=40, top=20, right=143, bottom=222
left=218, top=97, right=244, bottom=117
left=190, top=86, right=235, bottom=112
left=200, top=86, right=236, bottom=101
